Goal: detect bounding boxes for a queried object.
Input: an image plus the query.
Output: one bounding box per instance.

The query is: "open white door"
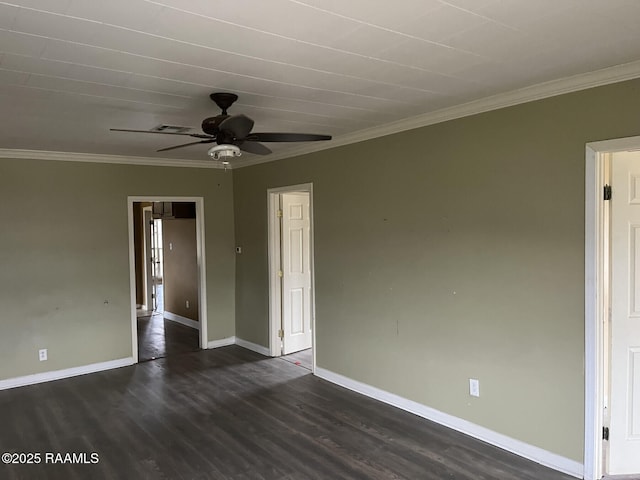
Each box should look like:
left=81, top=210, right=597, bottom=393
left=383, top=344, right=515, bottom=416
left=281, top=192, right=312, bottom=355
left=609, top=150, right=640, bottom=475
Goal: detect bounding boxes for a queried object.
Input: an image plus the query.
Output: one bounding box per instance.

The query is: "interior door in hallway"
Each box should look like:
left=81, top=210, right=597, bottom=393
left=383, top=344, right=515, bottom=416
left=281, top=192, right=312, bottom=355
left=609, top=150, right=640, bottom=475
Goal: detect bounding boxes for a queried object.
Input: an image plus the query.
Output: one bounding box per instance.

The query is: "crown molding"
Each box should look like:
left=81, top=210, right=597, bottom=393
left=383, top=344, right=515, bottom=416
left=3, top=60, right=640, bottom=170
left=0, top=148, right=225, bottom=169
left=234, top=59, right=640, bottom=169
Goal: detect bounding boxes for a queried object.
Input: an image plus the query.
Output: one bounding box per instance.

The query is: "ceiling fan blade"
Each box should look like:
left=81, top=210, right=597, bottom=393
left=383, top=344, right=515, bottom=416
left=157, top=139, right=215, bottom=152
left=237, top=141, right=272, bottom=156
left=247, top=132, right=331, bottom=142
left=111, top=128, right=212, bottom=139
left=218, top=114, right=254, bottom=139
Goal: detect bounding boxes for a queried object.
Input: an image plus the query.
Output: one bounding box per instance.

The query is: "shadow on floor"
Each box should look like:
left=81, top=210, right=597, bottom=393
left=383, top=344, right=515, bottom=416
left=280, top=348, right=312, bottom=371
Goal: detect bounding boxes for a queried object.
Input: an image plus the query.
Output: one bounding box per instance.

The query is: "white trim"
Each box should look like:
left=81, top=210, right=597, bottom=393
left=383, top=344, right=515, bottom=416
left=4, top=61, right=640, bottom=171
left=315, top=367, right=583, bottom=479
left=194, top=198, right=208, bottom=349
left=587, top=136, right=640, bottom=154
left=127, top=202, right=139, bottom=363
left=267, top=190, right=282, bottom=357
left=143, top=206, right=154, bottom=311
left=164, top=311, right=200, bottom=330
left=266, top=183, right=317, bottom=373
left=207, top=337, right=236, bottom=349
left=584, top=135, right=640, bottom=480
left=234, top=60, right=640, bottom=169
left=127, top=196, right=208, bottom=358
left=308, top=185, right=317, bottom=375
left=584, top=144, right=600, bottom=480
left=0, top=149, right=225, bottom=168
left=0, top=358, right=134, bottom=391
left=235, top=337, right=271, bottom=356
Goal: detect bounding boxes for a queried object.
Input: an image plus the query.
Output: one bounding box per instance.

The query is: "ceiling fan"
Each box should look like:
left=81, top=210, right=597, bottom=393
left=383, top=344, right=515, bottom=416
left=110, top=92, right=332, bottom=156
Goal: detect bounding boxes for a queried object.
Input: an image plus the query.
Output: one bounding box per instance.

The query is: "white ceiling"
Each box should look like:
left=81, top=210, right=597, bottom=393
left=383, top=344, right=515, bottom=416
left=1, top=0, right=640, bottom=167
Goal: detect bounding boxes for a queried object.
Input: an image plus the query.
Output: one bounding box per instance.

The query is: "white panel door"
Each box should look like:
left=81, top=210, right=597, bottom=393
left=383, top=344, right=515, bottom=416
left=281, top=193, right=312, bottom=354
left=609, top=151, right=640, bottom=475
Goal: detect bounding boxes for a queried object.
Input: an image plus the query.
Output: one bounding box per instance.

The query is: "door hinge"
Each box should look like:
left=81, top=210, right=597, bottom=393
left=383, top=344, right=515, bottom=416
left=278, top=329, right=284, bottom=339
left=277, top=209, right=283, bottom=218
left=603, top=426, right=610, bottom=441
left=604, top=184, right=612, bottom=201
left=277, top=270, right=283, bottom=278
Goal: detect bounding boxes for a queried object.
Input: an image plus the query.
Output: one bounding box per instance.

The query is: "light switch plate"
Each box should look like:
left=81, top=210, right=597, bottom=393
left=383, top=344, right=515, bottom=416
left=469, top=378, right=480, bottom=397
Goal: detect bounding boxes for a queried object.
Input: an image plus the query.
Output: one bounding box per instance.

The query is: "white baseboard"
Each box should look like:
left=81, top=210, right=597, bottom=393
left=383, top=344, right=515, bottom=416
left=314, top=367, right=583, bottom=479
left=0, top=358, right=135, bottom=391
left=235, top=337, right=271, bottom=356
left=164, top=311, right=200, bottom=330
left=207, top=336, right=236, bottom=349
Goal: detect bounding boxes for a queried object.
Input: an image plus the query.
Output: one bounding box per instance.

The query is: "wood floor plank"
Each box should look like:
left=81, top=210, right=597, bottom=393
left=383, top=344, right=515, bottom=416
left=0, top=346, right=576, bottom=480
left=137, top=313, right=199, bottom=362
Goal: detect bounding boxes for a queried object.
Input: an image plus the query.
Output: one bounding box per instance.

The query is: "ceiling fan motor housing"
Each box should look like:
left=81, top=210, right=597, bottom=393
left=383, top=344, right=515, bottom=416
left=201, top=115, right=228, bottom=135
left=201, top=92, right=239, bottom=135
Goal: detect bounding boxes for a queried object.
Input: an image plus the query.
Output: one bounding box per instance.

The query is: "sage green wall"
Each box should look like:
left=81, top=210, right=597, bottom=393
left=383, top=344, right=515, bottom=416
left=0, top=159, right=235, bottom=380
left=233, top=78, right=640, bottom=462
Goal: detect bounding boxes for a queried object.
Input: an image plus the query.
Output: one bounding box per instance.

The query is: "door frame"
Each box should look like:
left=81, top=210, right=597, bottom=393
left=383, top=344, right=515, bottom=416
left=585, top=135, right=640, bottom=480
left=127, top=196, right=208, bottom=363
left=267, top=183, right=316, bottom=371
left=142, top=206, right=153, bottom=311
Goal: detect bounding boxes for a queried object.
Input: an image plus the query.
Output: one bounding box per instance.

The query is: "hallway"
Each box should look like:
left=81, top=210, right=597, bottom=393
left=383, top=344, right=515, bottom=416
left=137, top=285, right=199, bottom=362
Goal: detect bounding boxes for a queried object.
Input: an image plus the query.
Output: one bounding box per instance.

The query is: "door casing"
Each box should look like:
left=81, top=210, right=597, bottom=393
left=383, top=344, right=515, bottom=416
left=267, top=183, right=316, bottom=371
left=585, top=135, right=640, bottom=480
left=127, top=196, right=208, bottom=363
left=143, top=206, right=153, bottom=311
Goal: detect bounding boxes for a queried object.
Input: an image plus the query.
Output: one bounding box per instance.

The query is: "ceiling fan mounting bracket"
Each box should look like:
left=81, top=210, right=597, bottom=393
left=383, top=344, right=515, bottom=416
left=209, top=92, right=238, bottom=115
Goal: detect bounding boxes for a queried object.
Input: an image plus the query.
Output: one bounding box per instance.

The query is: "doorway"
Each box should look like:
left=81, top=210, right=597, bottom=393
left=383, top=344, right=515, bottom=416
left=128, top=197, right=208, bottom=363
left=268, top=184, right=316, bottom=371
left=585, top=137, right=640, bottom=479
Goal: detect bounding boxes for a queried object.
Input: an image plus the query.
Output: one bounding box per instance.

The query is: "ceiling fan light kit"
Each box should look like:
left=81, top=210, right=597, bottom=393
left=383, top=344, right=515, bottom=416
left=207, top=144, right=241, bottom=160
left=110, top=92, right=332, bottom=164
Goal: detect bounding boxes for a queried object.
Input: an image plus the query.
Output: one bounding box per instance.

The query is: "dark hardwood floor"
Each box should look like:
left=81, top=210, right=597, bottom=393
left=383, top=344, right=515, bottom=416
left=0, top=346, right=575, bottom=480
left=281, top=348, right=312, bottom=371
left=137, top=313, right=199, bottom=361
left=137, top=283, right=199, bottom=362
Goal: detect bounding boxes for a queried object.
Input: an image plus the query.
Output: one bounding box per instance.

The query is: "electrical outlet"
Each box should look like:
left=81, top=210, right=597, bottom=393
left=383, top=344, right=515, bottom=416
left=39, top=349, right=48, bottom=361
left=185, top=300, right=190, bottom=309
left=469, top=378, right=480, bottom=397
